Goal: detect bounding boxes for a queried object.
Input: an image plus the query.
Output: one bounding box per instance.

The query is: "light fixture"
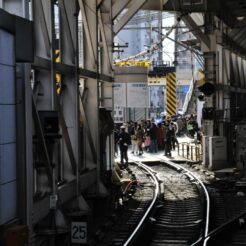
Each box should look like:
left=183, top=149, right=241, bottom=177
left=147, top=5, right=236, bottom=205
left=237, top=16, right=245, bottom=21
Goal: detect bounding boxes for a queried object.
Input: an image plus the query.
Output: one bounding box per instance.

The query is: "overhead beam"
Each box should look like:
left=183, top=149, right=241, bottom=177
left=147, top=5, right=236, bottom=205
left=98, top=10, right=112, bottom=66
left=97, top=0, right=105, bottom=9
left=78, top=0, right=97, bottom=66
left=33, top=57, right=114, bottom=82
left=182, top=14, right=210, bottom=50
left=113, top=0, right=148, bottom=35
left=233, top=28, right=246, bottom=44
left=112, top=0, right=131, bottom=20
left=162, top=0, right=221, bottom=12
left=222, top=34, right=246, bottom=57
left=58, top=0, right=75, bottom=57
left=35, top=0, right=51, bottom=57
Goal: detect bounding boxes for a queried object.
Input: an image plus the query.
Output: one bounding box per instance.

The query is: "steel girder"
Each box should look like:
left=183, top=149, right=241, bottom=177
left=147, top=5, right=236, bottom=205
left=32, top=0, right=96, bottom=231
left=80, top=0, right=99, bottom=171
left=182, top=14, right=210, bottom=50
left=98, top=0, right=113, bottom=110
left=112, top=0, right=131, bottom=20
left=113, top=0, right=148, bottom=35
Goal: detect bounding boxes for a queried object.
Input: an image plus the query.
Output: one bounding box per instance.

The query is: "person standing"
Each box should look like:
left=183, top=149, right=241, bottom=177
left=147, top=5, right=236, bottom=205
left=157, top=123, right=164, bottom=150
left=118, top=125, right=131, bottom=168
left=136, top=124, right=145, bottom=155
left=164, top=121, right=172, bottom=157
left=144, top=121, right=151, bottom=152
left=149, top=122, right=158, bottom=153
left=114, top=125, right=120, bottom=157
left=176, top=116, right=183, bottom=136
left=170, top=121, right=179, bottom=150
left=130, top=122, right=138, bottom=154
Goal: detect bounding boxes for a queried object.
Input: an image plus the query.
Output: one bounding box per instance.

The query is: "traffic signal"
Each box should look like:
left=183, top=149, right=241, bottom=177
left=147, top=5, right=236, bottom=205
left=198, top=94, right=204, bottom=101
left=202, top=107, right=214, bottom=120
left=198, top=82, right=215, bottom=96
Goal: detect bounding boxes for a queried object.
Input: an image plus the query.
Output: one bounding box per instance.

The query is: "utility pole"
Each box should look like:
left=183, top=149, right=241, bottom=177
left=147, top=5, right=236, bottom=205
left=113, top=43, right=128, bottom=59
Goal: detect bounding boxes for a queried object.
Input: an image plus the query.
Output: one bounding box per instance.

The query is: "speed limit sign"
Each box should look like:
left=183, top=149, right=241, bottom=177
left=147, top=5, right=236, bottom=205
left=71, top=222, right=87, bottom=243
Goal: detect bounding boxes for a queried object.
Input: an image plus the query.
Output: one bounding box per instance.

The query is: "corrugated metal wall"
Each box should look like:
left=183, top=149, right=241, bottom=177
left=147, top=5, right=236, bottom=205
left=0, top=29, right=16, bottom=225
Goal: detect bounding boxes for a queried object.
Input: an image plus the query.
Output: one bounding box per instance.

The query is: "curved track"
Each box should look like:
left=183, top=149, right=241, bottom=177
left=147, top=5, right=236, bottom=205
left=97, top=159, right=210, bottom=246
left=98, top=162, right=159, bottom=246
left=125, top=159, right=210, bottom=246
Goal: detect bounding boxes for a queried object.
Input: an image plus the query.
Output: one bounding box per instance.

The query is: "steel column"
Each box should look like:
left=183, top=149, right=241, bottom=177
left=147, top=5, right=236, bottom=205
left=81, top=0, right=99, bottom=170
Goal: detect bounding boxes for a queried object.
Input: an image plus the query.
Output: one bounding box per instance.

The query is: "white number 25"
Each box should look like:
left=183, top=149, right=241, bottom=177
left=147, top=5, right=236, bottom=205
left=71, top=222, right=87, bottom=243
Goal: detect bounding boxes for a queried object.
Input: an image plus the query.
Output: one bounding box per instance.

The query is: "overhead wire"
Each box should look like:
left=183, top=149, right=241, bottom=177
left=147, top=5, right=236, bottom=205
left=116, top=13, right=188, bottom=62
left=82, top=3, right=204, bottom=67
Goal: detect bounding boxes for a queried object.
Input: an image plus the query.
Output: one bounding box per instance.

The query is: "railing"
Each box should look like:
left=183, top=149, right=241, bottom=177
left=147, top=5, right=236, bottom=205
left=178, top=142, right=202, bottom=162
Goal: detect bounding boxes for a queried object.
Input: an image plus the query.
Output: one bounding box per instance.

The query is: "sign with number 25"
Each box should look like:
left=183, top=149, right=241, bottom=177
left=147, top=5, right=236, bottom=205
left=71, top=222, right=87, bottom=243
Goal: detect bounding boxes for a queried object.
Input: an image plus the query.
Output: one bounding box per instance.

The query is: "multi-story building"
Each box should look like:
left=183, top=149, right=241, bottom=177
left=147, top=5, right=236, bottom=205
left=114, top=11, right=200, bottom=121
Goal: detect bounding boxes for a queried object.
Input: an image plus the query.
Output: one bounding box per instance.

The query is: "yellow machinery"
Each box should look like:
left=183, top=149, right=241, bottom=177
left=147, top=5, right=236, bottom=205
left=114, top=60, right=151, bottom=67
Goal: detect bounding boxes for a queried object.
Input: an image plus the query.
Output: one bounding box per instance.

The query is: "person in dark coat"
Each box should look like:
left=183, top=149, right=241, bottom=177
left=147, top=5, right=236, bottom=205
left=157, top=123, right=164, bottom=150
left=118, top=125, right=131, bottom=168
left=149, top=122, right=158, bottom=153
left=170, top=122, right=179, bottom=150
left=164, top=122, right=173, bottom=157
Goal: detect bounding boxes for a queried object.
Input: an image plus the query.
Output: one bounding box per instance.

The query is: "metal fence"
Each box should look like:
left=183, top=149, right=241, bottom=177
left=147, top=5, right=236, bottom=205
left=178, top=142, right=202, bottom=162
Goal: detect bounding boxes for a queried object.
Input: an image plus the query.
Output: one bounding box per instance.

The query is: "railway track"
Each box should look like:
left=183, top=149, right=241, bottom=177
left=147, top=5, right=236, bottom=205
left=131, top=160, right=210, bottom=246
left=96, top=162, right=159, bottom=246
left=163, top=161, right=246, bottom=246
left=97, top=159, right=210, bottom=246
left=97, top=157, right=246, bottom=246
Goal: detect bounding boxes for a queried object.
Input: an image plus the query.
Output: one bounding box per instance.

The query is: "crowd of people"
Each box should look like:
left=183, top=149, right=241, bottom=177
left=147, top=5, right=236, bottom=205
left=114, top=114, right=199, bottom=168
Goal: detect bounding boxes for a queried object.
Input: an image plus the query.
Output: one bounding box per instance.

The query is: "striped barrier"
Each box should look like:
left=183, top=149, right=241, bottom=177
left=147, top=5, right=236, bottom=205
left=166, top=72, right=176, bottom=116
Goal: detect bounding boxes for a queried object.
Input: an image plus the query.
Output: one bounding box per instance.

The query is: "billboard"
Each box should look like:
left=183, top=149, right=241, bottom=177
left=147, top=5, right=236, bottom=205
left=113, top=82, right=148, bottom=108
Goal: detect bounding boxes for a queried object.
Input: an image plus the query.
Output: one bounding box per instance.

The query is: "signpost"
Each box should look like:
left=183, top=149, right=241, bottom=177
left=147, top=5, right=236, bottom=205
left=71, top=222, right=87, bottom=244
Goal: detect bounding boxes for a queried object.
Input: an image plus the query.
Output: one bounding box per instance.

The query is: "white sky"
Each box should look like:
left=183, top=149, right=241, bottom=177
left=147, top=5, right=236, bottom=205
left=162, top=15, right=175, bottom=63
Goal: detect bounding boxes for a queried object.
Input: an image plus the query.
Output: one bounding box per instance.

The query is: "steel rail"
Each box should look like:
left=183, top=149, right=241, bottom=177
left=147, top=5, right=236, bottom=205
left=157, top=158, right=210, bottom=246
left=123, top=160, right=159, bottom=246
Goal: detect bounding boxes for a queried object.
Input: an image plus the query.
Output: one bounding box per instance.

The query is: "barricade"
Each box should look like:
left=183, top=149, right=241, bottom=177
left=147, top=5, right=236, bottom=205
left=178, top=142, right=202, bottom=162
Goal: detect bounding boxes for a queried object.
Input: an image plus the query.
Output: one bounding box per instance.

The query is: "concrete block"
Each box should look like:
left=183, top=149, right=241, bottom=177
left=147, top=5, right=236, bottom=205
left=208, top=136, right=228, bottom=171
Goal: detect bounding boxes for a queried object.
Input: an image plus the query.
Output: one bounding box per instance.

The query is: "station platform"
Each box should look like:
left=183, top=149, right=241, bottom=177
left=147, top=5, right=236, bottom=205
left=114, top=136, right=241, bottom=180
left=115, top=135, right=198, bottom=164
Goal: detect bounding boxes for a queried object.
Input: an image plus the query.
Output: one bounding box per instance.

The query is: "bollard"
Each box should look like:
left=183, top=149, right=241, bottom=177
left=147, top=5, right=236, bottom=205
left=197, top=145, right=201, bottom=161
left=195, top=146, right=199, bottom=161
left=191, top=146, right=194, bottom=161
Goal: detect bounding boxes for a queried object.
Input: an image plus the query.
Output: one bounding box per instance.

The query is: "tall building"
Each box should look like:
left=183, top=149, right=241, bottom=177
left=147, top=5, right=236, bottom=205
left=114, top=11, right=174, bottom=121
